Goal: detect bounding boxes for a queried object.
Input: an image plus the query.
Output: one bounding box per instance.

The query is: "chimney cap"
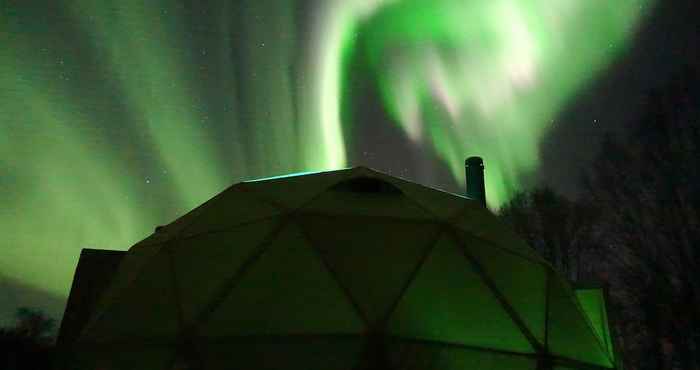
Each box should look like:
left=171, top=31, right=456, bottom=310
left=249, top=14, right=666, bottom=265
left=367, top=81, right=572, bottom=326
left=465, top=156, right=484, bottom=167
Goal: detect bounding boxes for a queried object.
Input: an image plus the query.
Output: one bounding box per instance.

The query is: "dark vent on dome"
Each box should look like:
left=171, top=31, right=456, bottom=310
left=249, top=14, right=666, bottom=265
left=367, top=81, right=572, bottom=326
left=331, top=177, right=402, bottom=195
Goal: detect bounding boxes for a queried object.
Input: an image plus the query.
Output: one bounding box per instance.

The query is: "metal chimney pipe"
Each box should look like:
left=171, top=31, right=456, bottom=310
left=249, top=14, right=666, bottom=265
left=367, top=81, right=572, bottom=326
left=465, top=156, right=486, bottom=207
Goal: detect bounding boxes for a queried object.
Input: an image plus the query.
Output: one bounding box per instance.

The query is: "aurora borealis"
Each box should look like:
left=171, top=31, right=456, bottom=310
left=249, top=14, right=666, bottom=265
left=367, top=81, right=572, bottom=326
left=1, top=0, right=650, bottom=322
left=341, top=0, right=650, bottom=205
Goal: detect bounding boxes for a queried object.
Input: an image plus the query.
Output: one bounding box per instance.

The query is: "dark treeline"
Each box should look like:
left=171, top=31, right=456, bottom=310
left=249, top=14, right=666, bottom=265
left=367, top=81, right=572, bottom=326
left=500, top=65, right=700, bottom=370
left=0, top=307, right=56, bottom=370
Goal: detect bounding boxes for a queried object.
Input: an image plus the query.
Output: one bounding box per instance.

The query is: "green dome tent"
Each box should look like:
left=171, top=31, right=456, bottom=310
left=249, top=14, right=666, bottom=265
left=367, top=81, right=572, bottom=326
left=57, top=166, right=618, bottom=370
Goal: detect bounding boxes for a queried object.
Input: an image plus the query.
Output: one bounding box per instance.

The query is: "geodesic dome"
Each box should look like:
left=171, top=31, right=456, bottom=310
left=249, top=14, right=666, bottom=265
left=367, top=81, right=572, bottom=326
left=60, top=167, right=617, bottom=370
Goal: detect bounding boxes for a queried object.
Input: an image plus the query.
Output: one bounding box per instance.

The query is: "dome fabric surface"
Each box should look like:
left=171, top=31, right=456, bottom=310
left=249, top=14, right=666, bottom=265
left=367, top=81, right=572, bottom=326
left=62, top=167, right=616, bottom=370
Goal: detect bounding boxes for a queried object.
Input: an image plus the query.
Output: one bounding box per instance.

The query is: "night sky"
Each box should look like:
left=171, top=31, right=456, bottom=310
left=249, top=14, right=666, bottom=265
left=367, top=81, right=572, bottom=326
left=1, top=0, right=697, bottom=327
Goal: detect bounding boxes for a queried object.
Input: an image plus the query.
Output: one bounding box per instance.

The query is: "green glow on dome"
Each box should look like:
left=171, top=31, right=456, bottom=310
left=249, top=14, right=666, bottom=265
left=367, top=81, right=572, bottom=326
left=576, top=288, right=616, bottom=361
left=244, top=170, right=341, bottom=183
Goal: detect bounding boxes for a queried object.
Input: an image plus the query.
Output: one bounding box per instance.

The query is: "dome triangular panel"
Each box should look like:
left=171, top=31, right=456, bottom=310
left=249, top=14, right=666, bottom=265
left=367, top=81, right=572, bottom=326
left=456, top=230, right=548, bottom=346
left=196, top=336, right=366, bottom=370
left=179, top=185, right=282, bottom=237
left=240, top=169, right=355, bottom=210
left=451, top=206, right=541, bottom=260
left=170, top=219, right=282, bottom=325
left=387, top=339, right=537, bottom=370
left=378, top=175, right=471, bottom=220
left=388, top=234, right=533, bottom=354
left=80, top=251, right=180, bottom=343
left=71, top=344, right=175, bottom=370
left=547, top=274, right=613, bottom=367
left=198, top=223, right=366, bottom=337
left=300, top=215, right=443, bottom=327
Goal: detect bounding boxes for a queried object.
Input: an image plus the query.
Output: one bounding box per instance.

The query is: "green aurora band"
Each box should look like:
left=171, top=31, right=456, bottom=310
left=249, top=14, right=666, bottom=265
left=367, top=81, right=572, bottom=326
left=337, top=0, right=651, bottom=206
left=0, top=0, right=650, bottom=315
